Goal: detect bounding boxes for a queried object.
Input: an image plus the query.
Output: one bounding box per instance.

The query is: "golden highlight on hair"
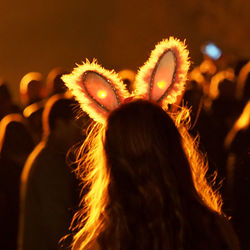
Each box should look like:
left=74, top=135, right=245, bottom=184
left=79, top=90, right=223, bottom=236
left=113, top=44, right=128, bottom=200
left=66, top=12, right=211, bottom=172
left=171, top=107, right=222, bottom=214
left=70, top=122, right=110, bottom=250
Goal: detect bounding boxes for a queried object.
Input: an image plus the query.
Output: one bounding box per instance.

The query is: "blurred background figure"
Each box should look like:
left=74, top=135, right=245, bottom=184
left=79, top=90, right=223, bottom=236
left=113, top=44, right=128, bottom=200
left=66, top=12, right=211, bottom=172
left=236, top=61, right=250, bottom=104
left=0, top=80, right=20, bottom=121
left=0, top=114, right=34, bottom=250
left=182, top=79, right=204, bottom=126
left=18, top=94, right=90, bottom=250
left=23, top=102, right=45, bottom=145
left=224, top=100, right=250, bottom=250
left=118, top=69, right=136, bottom=93
left=199, top=58, right=217, bottom=82
left=20, top=72, right=47, bottom=145
left=46, top=67, right=69, bottom=97
left=189, top=68, right=238, bottom=180
left=209, top=69, right=239, bottom=134
left=200, top=41, right=229, bottom=74
left=208, top=69, right=235, bottom=108
left=19, top=72, right=46, bottom=108
left=20, top=67, right=72, bottom=145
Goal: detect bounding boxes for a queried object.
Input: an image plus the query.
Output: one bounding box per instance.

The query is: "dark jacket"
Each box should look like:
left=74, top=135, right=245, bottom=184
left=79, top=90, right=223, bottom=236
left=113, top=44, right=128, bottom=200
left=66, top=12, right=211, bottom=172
left=18, top=136, right=79, bottom=250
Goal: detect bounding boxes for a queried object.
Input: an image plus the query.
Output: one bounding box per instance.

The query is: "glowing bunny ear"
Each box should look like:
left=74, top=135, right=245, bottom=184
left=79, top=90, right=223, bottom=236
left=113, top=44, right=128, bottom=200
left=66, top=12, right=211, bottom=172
left=62, top=60, right=130, bottom=124
left=134, top=37, right=190, bottom=109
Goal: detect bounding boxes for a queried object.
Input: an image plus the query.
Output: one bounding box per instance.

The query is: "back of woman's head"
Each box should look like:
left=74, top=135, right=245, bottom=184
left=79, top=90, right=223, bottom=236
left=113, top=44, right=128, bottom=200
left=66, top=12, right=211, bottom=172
left=62, top=37, right=239, bottom=250
left=102, top=100, right=197, bottom=249
left=70, top=100, right=239, bottom=250
left=105, top=99, right=195, bottom=200
left=106, top=99, right=181, bottom=158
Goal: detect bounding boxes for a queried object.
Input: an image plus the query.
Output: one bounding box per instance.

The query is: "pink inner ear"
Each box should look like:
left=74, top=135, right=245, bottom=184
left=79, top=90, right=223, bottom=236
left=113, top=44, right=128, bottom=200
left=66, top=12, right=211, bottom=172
left=150, top=50, right=176, bottom=102
left=83, top=71, right=120, bottom=111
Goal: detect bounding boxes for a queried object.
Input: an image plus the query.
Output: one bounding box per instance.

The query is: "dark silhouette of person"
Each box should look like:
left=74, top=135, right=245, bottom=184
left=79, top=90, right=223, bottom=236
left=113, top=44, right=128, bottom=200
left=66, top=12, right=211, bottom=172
left=224, top=100, right=250, bottom=250
left=0, top=80, right=20, bottom=121
left=118, top=69, right=136, bottom=93
left=195, top=75, right=239, bottom=188
left=236, top=61, right=250, bottom=105
left=19, top=72, right=47, bottom=145
left=182, top=79, right=204, bottom=127
left=46, top=67, right=69, bottom=96
left=18, top=94, right=89, bottom=250
left=19, top=72, right=46, bottom=108
left=0, top=114, right=34, bottom=250
left=22, top=101, right=45, bottom=145
left=70, top=100, right=240, bottom=250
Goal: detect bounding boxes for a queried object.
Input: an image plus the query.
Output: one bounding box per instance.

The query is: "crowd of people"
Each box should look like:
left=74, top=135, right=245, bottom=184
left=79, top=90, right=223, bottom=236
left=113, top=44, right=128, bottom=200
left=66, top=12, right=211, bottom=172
left=0, top=40, right=249, bottom=250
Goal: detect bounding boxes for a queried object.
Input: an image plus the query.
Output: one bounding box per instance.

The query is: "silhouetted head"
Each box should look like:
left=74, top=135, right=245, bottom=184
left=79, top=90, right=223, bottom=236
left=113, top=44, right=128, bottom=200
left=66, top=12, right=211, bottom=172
left=23, top=101, right=45, bottom=145
left=69, top=99, right=226, bottom=250
left=105, top=100, right=195, bottom=196
left=86, top=100, right=201, bottom=249
left=118, top=69, right=136, bottom=93
left=20, top=72, right=45, bottom=106
left=42, top=94, right=84, bottom=149
left=0, top=114, right=34, bottom=166
left=0, top=80, right=12, bottom=102
left=0, top=81, right=16, bottom=120
left=218, top=79, right=236, bottom=100
left=46, top=67, right=69, bottom=96
left=183, top=80, right=203, bottom=120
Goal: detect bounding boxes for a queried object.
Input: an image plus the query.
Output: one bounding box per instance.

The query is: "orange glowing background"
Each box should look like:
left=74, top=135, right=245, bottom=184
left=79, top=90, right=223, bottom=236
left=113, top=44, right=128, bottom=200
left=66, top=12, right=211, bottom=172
left=0, top=0, right=249, bottom=104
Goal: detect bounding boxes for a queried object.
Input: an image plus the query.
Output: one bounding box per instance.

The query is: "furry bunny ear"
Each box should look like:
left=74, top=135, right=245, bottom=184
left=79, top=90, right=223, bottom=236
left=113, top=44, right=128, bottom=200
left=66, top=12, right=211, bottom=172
left=62, top=60, right=130, bottom=124
left=134, top=37, right=190, bottom=109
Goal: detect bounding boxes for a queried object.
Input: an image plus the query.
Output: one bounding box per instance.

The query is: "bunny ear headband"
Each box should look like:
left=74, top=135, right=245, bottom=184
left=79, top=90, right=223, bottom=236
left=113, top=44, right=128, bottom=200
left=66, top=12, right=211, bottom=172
left=62, top=37, right=190, bottom=124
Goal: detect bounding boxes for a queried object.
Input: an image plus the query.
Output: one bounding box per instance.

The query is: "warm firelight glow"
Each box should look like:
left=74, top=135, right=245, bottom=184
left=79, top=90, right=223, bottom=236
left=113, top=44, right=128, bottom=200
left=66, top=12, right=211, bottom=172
left=97, top=89, right=107, bottom=99
left=157, top=80, right=167, bottom=89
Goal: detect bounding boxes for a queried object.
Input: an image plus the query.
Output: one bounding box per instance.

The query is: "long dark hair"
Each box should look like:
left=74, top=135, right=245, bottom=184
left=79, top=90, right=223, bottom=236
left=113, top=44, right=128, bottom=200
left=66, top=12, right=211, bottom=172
left=71, top=100, right=239, bottom=250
